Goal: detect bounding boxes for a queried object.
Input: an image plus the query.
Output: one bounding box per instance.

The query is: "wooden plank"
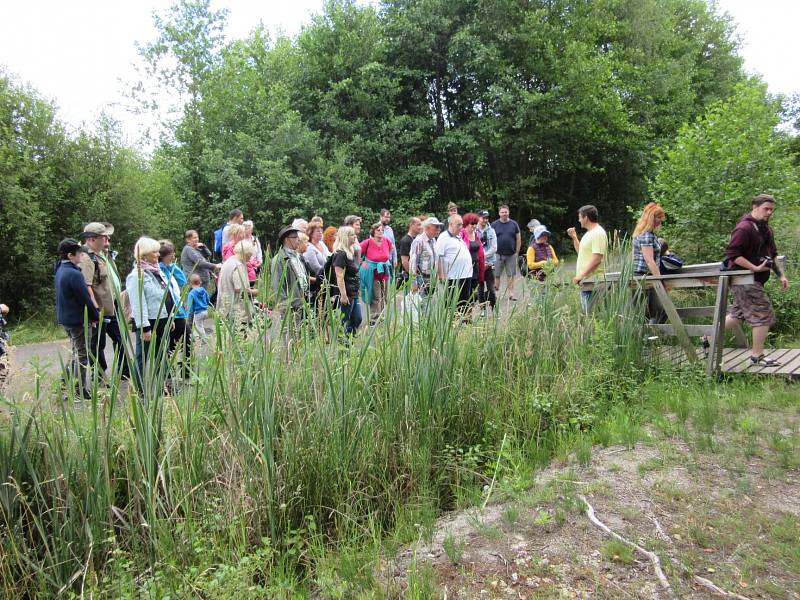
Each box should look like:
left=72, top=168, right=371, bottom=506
left=781, top=350, right=800, bottom=375
left=707, top=276, right=729, bottom=377
left=651, top=280, right=697, bottom=363
left=586, top=273, right=754, bottom=291
left=753, top=348, right=795, bottom=375
left=650, top=324, right=714, bottom=337
left=721, top=348, right=752, bottom=371
left=675, top=306, right=716, bottom=318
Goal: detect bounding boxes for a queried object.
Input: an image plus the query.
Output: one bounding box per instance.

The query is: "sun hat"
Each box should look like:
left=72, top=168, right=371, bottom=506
left=79, top=222, right=114, bottom=238
left=422, top=216, right=443, bottom=227
left=277, top=225, right=301, bottom=243
left=533, top=225, right=551, bottom=241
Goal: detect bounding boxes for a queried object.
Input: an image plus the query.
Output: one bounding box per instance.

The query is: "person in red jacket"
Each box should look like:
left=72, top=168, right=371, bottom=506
left=724, top=194, right=790, bottom=368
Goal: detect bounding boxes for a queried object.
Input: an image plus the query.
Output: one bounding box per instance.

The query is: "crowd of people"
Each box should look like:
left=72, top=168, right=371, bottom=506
left=9, top=192, right=787, bottom=398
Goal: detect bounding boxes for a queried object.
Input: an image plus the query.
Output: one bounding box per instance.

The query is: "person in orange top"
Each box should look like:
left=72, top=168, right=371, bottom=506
left=322, top=225, right=338, bottom=252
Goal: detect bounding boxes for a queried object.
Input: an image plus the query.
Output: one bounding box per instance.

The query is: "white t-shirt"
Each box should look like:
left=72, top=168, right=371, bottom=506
left=435, top=231, right=473, bottom=280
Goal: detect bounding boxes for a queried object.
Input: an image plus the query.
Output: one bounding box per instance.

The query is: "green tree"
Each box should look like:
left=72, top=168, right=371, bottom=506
left=650, top=80, right=800, bottom=262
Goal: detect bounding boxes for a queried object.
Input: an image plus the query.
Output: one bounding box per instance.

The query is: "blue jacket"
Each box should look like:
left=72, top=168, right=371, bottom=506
left=55, top=261, right=100, bottom=327
left=186, top=287, right=210, bottom=315
left=160, top=262, right=188, bottom=319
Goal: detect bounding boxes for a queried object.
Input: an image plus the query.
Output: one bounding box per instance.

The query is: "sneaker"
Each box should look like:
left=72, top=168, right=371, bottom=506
left=750, top=354, right=781, bottom=368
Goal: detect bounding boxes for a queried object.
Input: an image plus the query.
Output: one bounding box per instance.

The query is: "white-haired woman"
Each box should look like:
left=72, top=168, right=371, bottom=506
left=291, top=218, right=309, bottom=234
left=125, top=236, right=176, bottom=391
left=332, top=226, right=362, bottom=335
left=217, top=240, right=258, bottom=327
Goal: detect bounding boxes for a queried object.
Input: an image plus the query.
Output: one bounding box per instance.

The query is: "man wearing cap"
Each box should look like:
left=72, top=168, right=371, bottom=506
left=55, top=238, right=100, bottom=398
left=79, top=222, right=128, bottom=380
left=271, top=225, right=310, bottom=338
left=492, top=205, right=522, bottom=301
left=409, top=216, right=441, bottom=299
left=477, top=210, right=497, bottom=312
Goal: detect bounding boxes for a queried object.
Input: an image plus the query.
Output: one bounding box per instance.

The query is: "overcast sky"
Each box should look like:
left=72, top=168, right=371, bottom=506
left=1, top=0, right=797, bottom=142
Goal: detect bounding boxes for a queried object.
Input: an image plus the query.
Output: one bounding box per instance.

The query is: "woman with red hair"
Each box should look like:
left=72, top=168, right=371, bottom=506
left=461, top=212, right=485, bottom=319
left=632, top=202, right=666, bottom=276
left=632, top=202, right=667, bottom=322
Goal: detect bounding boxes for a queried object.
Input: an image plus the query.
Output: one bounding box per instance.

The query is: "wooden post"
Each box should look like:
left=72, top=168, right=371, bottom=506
left=706, top=275, right=729, bottom=376
left=651, top=280, right=697, bottom=363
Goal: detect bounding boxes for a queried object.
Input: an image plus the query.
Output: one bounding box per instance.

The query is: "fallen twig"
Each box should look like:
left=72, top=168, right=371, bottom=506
left=578, top=495, right=676, bottom=598
left=648, top=513, right=672, bottom=544
left=693, top=576, right=752, bottom=600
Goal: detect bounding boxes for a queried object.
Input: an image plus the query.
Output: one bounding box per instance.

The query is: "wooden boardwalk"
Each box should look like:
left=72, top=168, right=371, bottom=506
left=656, top=346, right=800, bottom=378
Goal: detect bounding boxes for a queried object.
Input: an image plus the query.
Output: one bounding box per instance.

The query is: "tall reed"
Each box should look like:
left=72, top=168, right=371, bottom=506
left=0, top=268, right=650, bottom=597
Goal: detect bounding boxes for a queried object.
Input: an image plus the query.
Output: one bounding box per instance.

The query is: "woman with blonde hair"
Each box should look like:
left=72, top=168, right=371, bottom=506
left=332, top=226, right=362, bottom=335
left=125, top=236, right=176, bottom=391
left=221, top=224, right=247, bottom=260
left=217, top=240, right=258, bottom=327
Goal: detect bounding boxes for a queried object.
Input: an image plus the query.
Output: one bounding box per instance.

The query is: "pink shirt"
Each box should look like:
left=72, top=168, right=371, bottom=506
left=222, top=241, right=262, bottom=282
left=360, top=237, right=393, bottom=282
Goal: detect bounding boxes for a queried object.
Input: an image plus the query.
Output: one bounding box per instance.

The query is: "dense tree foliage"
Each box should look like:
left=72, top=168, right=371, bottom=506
left=4, top=0, right=786, bottom=314
left=144, top=0, right=745, bottom=245
left=0, top=73, right=183, bottom=313
left=652, top=81, right=800, bottom=262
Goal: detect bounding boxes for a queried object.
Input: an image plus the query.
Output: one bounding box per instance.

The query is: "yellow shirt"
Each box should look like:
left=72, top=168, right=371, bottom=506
left=526, top=245, right=559, bottom=270
left=576, top=225, right=607, bottom=280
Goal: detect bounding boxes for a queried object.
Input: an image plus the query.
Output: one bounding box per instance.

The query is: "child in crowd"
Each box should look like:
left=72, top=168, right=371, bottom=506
left=186, top=274, right=211, bottom=344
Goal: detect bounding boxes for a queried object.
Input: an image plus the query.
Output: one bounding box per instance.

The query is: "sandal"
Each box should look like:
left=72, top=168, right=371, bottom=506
left=749, top=354, right=781, bottom=368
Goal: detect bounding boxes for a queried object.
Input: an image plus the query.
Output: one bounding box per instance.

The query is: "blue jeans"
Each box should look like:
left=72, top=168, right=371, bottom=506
left=340, top=298, right=362, bottom=335
left=580, top=290, right=594, bottom=314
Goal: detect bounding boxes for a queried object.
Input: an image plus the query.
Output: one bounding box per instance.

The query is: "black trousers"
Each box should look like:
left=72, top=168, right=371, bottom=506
left=477, top=267, right=496, bottom=308
left=446, top=278, right=473, bottom=316
left=169, top=318, right=192, bottom=377
left=90, top=316, right=130, bottom=377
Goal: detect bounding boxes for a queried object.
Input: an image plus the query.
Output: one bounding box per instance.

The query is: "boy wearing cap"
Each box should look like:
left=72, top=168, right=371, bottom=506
left=79, top=222, right=127, bottom=380
left=55, top=239, right=100, bottom=398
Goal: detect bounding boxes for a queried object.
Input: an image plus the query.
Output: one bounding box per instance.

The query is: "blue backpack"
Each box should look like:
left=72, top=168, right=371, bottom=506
left=213, top=225, right=225, bottom=254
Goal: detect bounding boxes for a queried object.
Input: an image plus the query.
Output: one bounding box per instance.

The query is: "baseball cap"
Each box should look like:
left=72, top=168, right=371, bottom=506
left=477, top=210, right=490, bottom=218
left=422, top=216, right=443, bottom=227
left=58, top=238, right=82, bottom=256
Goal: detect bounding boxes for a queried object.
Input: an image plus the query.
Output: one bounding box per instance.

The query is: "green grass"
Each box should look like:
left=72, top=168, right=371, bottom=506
left=0, top=267, right=796, bottom=598
left=6, top=312, right=65, bottom=345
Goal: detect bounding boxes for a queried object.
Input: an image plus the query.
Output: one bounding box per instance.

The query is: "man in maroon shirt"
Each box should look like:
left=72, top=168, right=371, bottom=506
left=724, top=194, right=789, bottom=367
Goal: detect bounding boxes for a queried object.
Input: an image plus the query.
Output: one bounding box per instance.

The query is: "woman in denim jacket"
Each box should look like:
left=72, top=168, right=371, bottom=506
left=126, top=237, right=175, bottom=393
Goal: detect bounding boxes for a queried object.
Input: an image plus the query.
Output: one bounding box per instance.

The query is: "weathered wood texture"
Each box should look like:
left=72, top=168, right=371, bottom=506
left=656, top=346, right=800, bottom=378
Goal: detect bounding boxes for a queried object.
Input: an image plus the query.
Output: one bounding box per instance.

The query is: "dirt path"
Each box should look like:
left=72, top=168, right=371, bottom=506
left=382, top=409, right=800, bottom=599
